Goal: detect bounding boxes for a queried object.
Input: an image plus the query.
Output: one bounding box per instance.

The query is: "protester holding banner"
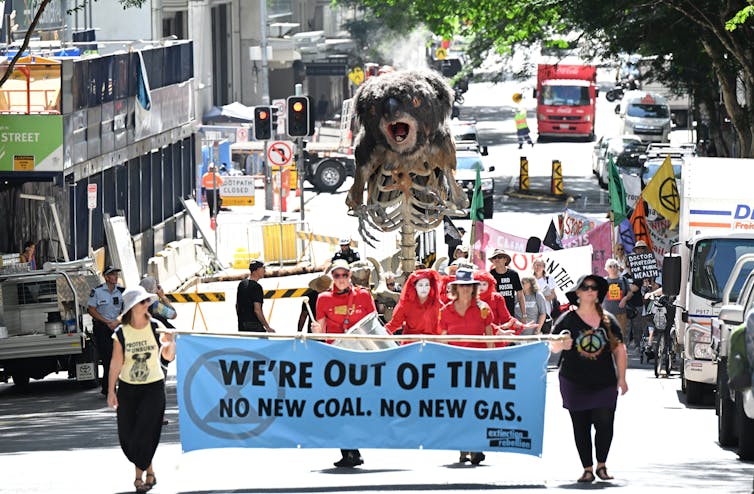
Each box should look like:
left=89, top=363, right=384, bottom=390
left=311, top=259, right=376, bottom=468
left=385, top=269, right=441, bottom=339
left=107, top=286, right=176, bottom=493
left=489, top=249, right=526, bottom=321
left=438, top=267, right=494, bottom=465
left=515, top=276, right=548, bottom=336
left=550, top=274, right=628, bottom=484
left=475, top=271, right=534, bottom=342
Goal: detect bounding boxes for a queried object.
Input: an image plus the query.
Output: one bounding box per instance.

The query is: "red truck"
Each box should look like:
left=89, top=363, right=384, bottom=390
left=535, top=64, right=597, bottom=140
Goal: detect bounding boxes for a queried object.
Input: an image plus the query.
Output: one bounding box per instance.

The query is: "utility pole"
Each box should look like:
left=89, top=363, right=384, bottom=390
left=259, top=0, right=269, bottom=105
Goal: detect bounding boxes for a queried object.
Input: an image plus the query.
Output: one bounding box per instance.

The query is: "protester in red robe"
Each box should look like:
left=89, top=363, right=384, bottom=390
left=385, top=269, right=441, bottom=340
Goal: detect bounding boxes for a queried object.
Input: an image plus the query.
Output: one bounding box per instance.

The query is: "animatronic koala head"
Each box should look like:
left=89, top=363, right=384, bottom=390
left=354, top=70, right=453, bottom=156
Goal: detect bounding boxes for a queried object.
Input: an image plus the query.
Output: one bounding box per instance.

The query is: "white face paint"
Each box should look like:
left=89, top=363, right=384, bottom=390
left=415, top=279, right=431, bottom=299
left=478, top=280, right=489, bottom=294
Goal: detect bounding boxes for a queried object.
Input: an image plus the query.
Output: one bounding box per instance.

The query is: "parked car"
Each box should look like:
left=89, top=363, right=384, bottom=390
left=592, top=136, right=610, bottom=176
left=451, top=120, right=482, bottom=147
left=595, top=135, right=645, bottom=189
left=455, top=141, right=495, bottom=219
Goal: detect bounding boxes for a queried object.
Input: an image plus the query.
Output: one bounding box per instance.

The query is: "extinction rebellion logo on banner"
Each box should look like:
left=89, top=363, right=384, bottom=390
left=176, top=335, right=548, bottom=455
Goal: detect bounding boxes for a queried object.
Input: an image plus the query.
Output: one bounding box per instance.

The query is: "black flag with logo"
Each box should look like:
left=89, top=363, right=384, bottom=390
left=543, top=219, right=563, bottom=250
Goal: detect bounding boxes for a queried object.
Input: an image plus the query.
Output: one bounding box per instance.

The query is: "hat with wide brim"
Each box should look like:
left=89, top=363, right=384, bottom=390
left=308, top=273, right=333, bottom=292
left=565, top=274, right=609, bottom=306
left=489, top=248, right=512, bottom=264
left=512, top=93, right=523, bottom=103
left=121, top=286, right=158, bottom=316
left=448, top=267, right=480, bottom=285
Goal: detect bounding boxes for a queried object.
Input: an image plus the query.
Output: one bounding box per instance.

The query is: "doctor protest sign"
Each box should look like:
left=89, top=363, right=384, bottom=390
left=176, top=335, right=549, bottom=455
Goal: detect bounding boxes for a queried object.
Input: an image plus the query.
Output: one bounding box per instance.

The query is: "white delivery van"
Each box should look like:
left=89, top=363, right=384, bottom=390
left=618, top=91, right=671, bottom=143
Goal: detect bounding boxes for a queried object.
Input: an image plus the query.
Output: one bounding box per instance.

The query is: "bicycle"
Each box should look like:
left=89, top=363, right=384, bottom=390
left=649, top=294, right=677, bottom=378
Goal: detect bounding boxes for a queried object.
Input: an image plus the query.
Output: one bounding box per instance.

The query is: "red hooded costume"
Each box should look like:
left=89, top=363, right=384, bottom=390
left=385, top=269, right=442, bottom=338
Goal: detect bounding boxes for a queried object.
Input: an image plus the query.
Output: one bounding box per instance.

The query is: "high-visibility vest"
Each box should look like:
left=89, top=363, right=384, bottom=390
left=514, top=108, right=529, bottom=130
left=201, top=171, right=224, bottom=190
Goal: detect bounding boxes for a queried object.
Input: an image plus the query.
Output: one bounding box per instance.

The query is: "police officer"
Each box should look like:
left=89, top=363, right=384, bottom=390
left=88, top=266, right=125, bottom=396
left=332, top=237, right=360, bottom=264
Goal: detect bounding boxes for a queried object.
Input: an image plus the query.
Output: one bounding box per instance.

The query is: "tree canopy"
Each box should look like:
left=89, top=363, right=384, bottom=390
left=337, top=0, right=754, bottom=157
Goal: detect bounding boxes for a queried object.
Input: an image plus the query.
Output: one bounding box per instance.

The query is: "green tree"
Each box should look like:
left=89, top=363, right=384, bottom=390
left=339, top=0, right=754, bottom=157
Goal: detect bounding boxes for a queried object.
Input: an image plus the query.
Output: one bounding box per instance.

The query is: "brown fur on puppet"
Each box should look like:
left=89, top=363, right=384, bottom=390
left=345, top=70, right=468, bottom=243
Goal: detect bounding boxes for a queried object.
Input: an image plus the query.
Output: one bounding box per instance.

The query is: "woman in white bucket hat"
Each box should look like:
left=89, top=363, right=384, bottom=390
left=107, top=285, right=176, bottom=492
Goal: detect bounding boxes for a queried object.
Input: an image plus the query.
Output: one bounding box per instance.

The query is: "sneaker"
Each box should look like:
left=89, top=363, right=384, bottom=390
left=518, top=144, right=523, bottom=150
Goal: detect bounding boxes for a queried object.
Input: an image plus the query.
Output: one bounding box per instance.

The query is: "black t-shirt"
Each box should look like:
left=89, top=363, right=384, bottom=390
left=491, top=268, right=523, bottom=316
left=553, top=310, right=623, bottom=389
left=332, top=248, right=360, bottom=264
left=626, top=277, right=644, bottom=308
left=237, top=278, right=264, bottom=327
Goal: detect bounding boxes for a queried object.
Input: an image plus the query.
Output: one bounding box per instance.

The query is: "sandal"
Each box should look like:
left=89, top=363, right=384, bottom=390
left=145, top=473, right=157, bottom=489
left=577, top=470, right=595, bottom=483
left=596, top=466, right=614, bottom=480
left=134, top=478, right=149, bottom=493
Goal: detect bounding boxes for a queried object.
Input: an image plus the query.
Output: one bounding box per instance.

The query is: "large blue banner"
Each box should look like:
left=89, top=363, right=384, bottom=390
left=176, top=335, right=548, bottom=456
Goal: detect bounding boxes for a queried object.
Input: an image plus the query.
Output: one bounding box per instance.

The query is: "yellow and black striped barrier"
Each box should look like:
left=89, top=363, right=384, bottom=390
left=166, top=292, right=226, bottom=303
left=551, top=159, right=564, bottom=196
left=264, top=288, right=309, bottom=299
left=519, top=156, right=529, bottom=192
left=296, top=231, right=359, bottom=248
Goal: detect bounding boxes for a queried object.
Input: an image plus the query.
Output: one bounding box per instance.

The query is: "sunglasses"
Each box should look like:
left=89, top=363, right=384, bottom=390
left=579, top=284, right=599, bottom=292
left=332, top=272, right=350, bottom=279
left=139, top=299, right=152, bottom=305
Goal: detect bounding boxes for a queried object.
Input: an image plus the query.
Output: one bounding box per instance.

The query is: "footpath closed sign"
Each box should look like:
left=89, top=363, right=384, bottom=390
left=176, top=335, right=548, bottom=455
left=219, top=176, right=255, bottom=206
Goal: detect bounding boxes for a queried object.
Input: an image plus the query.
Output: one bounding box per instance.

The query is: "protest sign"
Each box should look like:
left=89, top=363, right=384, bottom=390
left=627, top=252, right=659, bottom=280
left=177, top=336, right=549, bottom=456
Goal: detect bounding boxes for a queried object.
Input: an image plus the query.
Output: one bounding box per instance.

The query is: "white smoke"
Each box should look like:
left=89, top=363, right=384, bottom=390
left=372, top=27, right=431, bottom=71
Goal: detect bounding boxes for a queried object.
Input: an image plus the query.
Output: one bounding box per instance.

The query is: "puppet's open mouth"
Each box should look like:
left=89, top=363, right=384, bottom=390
left=389, top=122, right=411, bottom=142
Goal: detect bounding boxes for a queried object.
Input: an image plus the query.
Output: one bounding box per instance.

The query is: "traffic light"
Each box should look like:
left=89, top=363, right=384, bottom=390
left=254, top=106, right=272, bottom=140
left=287, top=96, right=314, bottom=137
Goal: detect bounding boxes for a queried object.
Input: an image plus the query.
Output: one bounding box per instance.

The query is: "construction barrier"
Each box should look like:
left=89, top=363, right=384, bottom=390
left=147, top=238, right=205, bottom=292
left=166, top=292, right=226, bottom=303
left=263, top=288, right=309, bottom=299
left=519, top=156, right=529, bottom=192
left=296, top=231, right=359, bottom=248
left=216, top=219, right=313, bottom=267
left=551, top=159, right=564, bottom=196
left=261, top=221, right=298, bottom=263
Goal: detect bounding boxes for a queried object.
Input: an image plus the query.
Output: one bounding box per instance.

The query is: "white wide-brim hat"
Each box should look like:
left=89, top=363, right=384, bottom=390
left=121, top=286, right=158, bottom=316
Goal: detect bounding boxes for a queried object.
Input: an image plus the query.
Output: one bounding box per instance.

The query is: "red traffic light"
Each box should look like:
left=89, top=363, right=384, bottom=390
left=292, top=101, right=304, bottom=112
left=258, top=110, right=269, bottom=120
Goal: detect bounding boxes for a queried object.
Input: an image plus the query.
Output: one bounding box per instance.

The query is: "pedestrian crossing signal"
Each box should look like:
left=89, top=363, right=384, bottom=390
left=254, top=106, right=273, bottom=140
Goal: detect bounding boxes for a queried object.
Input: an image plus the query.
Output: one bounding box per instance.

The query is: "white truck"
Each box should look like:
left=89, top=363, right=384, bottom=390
left=0, top=260, right=101, bottom=387
left=663, top=157, right=754, bottom=405
left=714, top=253, right=754, bottom=460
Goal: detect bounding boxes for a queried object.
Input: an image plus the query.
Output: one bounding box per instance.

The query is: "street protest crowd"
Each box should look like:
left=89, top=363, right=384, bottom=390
left=227, top=224, right=668, bottom=483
